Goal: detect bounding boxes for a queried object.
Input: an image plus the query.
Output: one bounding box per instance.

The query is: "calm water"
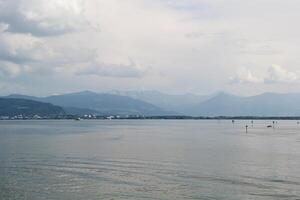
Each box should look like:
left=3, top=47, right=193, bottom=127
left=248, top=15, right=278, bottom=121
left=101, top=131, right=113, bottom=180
left=0, top=120, right=300, bottom=200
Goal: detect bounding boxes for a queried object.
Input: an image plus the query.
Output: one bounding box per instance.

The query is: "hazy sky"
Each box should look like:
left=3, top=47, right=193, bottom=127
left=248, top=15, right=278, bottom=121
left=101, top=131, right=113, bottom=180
left=0, top=0, right=299, bottom=96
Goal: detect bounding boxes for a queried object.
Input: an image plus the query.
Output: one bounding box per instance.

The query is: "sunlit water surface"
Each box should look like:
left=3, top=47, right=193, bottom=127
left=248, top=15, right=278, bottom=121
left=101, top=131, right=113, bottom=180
left=0, top=120, right=300, bottom=199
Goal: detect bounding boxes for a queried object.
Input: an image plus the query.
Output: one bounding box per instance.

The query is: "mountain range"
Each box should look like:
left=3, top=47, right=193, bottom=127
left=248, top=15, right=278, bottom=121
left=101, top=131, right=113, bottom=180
left=3, top=90, right=300, bottom=117
left=5, top=91, right=173, bottom=116
left=186, top=92, right=300, bottom=116
left=108, top=90, right=212, bottom=113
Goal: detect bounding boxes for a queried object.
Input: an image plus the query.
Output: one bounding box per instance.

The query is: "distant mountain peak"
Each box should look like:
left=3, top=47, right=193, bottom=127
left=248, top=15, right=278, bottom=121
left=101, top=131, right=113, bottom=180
left=213, top=91, right=237, bottom=98
left=61, top=90, right=97, bottom=97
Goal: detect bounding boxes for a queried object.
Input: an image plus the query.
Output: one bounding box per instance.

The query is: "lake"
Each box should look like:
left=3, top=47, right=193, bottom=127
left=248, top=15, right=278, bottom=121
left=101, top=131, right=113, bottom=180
left=0, top=120, right=300, bottom=199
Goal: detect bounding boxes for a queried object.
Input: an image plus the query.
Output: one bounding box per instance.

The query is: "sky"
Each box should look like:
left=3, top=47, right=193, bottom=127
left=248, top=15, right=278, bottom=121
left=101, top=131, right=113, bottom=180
left=0, top=0, right=300, bottom=96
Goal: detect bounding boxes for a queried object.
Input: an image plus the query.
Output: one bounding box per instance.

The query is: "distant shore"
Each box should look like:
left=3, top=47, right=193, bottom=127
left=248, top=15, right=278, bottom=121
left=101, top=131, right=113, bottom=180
left=2, top=115, right=300, bottom=121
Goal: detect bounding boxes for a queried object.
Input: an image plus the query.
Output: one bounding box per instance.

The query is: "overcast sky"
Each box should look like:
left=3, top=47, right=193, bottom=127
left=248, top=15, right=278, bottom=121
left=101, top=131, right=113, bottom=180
left=0, top=0, right=299, bottom=96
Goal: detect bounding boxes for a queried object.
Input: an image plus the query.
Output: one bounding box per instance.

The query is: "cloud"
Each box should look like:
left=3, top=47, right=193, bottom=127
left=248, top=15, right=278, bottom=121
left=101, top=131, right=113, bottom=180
left=0, top=61, right=22, bottom=77
left=229, top=68, right=263, bottom=84
left=264, top=64, right=299, bottom=84
left=0, top=0, right=300, bottom=95
left=0, top=0, right=86, bottom=36
left=0, top=29, right=54, bottom=64
left=230, top=65, right=299, bottom=85
left=0, top=23, right=8, bottom=32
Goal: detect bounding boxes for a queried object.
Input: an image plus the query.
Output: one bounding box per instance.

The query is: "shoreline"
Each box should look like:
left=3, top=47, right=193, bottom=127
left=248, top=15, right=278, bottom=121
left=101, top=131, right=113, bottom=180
left=1, top=116, right=300, bottom=121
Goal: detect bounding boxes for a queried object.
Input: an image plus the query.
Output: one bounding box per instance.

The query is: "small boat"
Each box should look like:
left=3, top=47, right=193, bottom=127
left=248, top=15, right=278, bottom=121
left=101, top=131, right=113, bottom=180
left=267, top=125, right=272, bottom=128
left=74, top=118, right=81, bottom=121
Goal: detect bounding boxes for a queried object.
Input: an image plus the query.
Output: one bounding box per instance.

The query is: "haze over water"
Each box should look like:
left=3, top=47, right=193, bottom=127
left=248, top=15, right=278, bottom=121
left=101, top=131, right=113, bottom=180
left=0, top=120, right=300, bottom=200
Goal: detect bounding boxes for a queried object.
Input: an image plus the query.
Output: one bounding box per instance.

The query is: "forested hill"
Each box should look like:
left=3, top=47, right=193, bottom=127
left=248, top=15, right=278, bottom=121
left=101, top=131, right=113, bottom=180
left=0, top=98, right=65, bottom=117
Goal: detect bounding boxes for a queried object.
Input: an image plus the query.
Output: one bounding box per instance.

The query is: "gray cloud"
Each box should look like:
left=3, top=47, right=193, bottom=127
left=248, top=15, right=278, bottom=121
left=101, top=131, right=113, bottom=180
left=0, top=0, right=86, bottom=36
left=0, top=28, right=54, bottom=64
left=0, top=60, right=36, bottom=78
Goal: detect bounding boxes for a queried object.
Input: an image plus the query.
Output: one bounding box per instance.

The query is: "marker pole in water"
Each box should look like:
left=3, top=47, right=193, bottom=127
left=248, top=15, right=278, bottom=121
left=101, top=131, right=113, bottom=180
left=245, top=125, right=248, bottom=133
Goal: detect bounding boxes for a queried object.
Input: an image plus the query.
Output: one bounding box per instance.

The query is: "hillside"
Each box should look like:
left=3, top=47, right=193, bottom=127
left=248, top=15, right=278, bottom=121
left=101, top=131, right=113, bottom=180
left=0, top=98, right=65, bottom=117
